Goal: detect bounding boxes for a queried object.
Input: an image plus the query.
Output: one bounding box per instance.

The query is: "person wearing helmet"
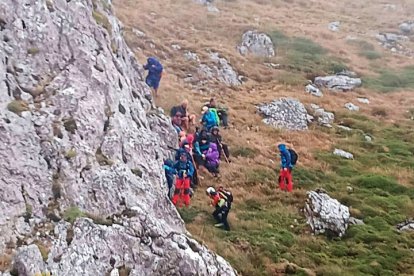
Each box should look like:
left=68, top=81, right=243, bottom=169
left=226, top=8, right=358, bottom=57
left=206, top=186, right=231, bottom=231
left=173, top=153, right=194, bottom=207
left=211, top=127, right=230, bottom=162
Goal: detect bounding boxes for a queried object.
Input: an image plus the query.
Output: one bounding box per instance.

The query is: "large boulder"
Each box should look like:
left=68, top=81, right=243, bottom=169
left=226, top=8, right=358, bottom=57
left=238, top=30, right=275, bottom=58
left=334, top=149, right=354, bottom=159
left=314, top=75, right=362, bottom=91
left=257, top=98, right=308, bottom=130
left=305, top=189, right=350, bottom=237
left=0, top=0, right=235, bottom=275
left=12, top=245, right=46, bottom=276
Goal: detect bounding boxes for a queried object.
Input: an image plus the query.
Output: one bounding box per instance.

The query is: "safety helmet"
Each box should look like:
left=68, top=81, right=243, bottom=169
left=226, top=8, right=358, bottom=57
left=206, top=187, right=216, bottom=195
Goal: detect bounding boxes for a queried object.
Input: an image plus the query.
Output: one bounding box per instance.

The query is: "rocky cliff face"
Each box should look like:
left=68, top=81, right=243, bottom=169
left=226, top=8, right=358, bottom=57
left=0, top=0, right=235, bottom=275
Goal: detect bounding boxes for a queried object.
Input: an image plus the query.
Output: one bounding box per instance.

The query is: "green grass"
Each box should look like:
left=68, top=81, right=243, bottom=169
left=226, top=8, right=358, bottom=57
left=63, top=206, right=85, bottom=224
left=269, top=30, right=348, bottom=76
left=232, top=146, right=257, bottom=158
left=364, top=66, right=414, bottom=92
left=359, top=50, right=382, bottom=60
left=188, top=112, right=414, bottom=275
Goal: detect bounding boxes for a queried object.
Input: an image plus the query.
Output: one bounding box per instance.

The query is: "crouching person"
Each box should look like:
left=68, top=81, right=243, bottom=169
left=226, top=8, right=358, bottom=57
left=206, top=187, right=232, bottom=231
left=173, top=153, right=194, bottom=207
left=205, top=143, right=220, bottom=177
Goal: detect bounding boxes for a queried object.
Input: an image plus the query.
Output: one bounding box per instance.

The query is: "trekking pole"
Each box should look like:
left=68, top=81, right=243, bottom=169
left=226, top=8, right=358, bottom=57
left=190, top=152, right=201, bottom=187
left=217, top=140, right=230, bottom=163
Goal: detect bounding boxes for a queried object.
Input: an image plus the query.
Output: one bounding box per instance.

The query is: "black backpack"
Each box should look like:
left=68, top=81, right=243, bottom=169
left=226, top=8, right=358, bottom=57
left=288, top=149, right=298, bottom=165
left=219, top=190, right=233, bottom=204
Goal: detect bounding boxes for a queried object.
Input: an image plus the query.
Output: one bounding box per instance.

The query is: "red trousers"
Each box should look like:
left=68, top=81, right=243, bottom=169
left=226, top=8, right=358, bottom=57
left=279, top=169, right=293, bottom=192
left=172, top=177, right=191, bottom=207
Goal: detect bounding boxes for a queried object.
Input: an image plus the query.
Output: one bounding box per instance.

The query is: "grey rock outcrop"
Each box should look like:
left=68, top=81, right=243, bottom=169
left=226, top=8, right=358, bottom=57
left=397, top=219, right=414, bottom=231
left=0, top=0, right=235, bottom=275
left=185, top=51, right=241, bottom=87
left=305, top=189, right=350, bottom=237
left=376, top=32, right=414, bottom=56
left=199, top=52, right=241, bottom=86
left=238, top=30, right=275, bottom=57
left=333, top=149, right=354, bottom=159
left=305, top=84, right=323, bottom=97
left=309, top=104, right=334, bottom=127
left=344, top=102, right=360, bottom=111
left=257, top=98, right=308, bottom=130
left=314, top=75, right=362, bottom=91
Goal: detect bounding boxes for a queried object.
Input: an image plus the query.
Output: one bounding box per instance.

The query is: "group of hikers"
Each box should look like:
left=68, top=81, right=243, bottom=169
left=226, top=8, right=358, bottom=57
left=144, top=57, right=297, bottom=232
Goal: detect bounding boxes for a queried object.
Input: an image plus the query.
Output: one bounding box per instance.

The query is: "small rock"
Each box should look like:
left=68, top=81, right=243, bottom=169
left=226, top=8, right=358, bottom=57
left=345, top=103, right=360, bottom=111
left=132, top=28, right=146, bottom=37
left=399, top=21, right=414, bottom=35
left=184, top=51, right=200, bottom=62
left=364, top=135, right=372, bottom=142
left=171, top=44, right=181, bottom=50
left=206, top=3, right=219, bottom=13
left=338, top=125, right=352, bottom=131
left=346, top=186, right=353, bottom=193
left=333, top=149, right=354, bottom=159
left=357, top=97, right=370, bottom=104
left=349, top=217, right=364, bottom=225
left=328, top=21, right=340, bottom=32
left=305, top=84, right=323, bottom=97
left=396, top=219, right=414, bottom=232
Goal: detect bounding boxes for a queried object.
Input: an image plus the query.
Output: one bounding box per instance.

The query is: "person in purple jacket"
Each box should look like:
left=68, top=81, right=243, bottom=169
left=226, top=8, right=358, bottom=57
left=205, top=142, right=220, bottom=177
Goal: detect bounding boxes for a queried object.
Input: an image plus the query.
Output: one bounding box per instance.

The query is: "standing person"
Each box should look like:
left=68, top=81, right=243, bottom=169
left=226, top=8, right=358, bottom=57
left=143, top=57, right=163, bottom=97
left=277, top=144, right=295, bottom=192
left=206, top=187, right=231, bottom=231
left=210, top=127, right=230, bottom=162
left=173, top=153, right=194, bottom=207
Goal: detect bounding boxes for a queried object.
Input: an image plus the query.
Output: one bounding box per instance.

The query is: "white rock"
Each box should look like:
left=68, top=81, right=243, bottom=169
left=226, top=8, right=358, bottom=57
left=238, top=30, right=275, bottom=57
left=305, top=84, right=323, bottom=97
left=338, top=125, right=352, bottom=131
left=365, top=135, right=372, bottom=142
left=333, top=149, right=354, bottom=159
left=304, top=190, right=350, bottom=237
left=357, top=97, right=370, bottom=104
left=315, top=75, right=362, bottom=91
left=328, top=21, right=340, bottom=32
left=258, top=98, right=309, bottom=130
left=345, top=102, right=360, bottom=111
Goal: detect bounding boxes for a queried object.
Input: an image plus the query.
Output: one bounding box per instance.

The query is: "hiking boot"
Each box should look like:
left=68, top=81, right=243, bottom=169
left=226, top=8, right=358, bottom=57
left=214, top=223, right=224, bottom=228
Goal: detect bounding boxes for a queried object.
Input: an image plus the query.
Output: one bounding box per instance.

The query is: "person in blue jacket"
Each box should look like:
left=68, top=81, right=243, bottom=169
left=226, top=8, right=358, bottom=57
left=143, top=57, right=163, bottom=97
left=278, top=144, right=293, bottom=192
left=200, top=106, right=218, bottom=131
left=172, top=153, right=194, bottom=207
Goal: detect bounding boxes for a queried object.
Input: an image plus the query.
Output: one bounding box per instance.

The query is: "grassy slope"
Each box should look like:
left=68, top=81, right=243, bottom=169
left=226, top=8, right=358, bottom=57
left=114, top=0, right=414, bottom=275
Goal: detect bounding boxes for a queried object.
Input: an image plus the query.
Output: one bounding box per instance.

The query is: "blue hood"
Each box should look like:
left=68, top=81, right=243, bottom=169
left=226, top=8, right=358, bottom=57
left=278, top=144, right=287, bottom=151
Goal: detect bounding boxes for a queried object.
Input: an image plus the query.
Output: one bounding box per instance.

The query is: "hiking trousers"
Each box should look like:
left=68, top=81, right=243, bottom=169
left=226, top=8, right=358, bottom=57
left=279, top=168, right=293, bottom=192
left=216, top=207, right=230, bottom=231
left=172, top=177, right=191, bottom=207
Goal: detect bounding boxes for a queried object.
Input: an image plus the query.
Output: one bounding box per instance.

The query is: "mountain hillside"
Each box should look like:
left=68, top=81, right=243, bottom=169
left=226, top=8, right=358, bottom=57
left=115, top=0, right=414, bottom=275
left=0, top=0, right=236, bottom=275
